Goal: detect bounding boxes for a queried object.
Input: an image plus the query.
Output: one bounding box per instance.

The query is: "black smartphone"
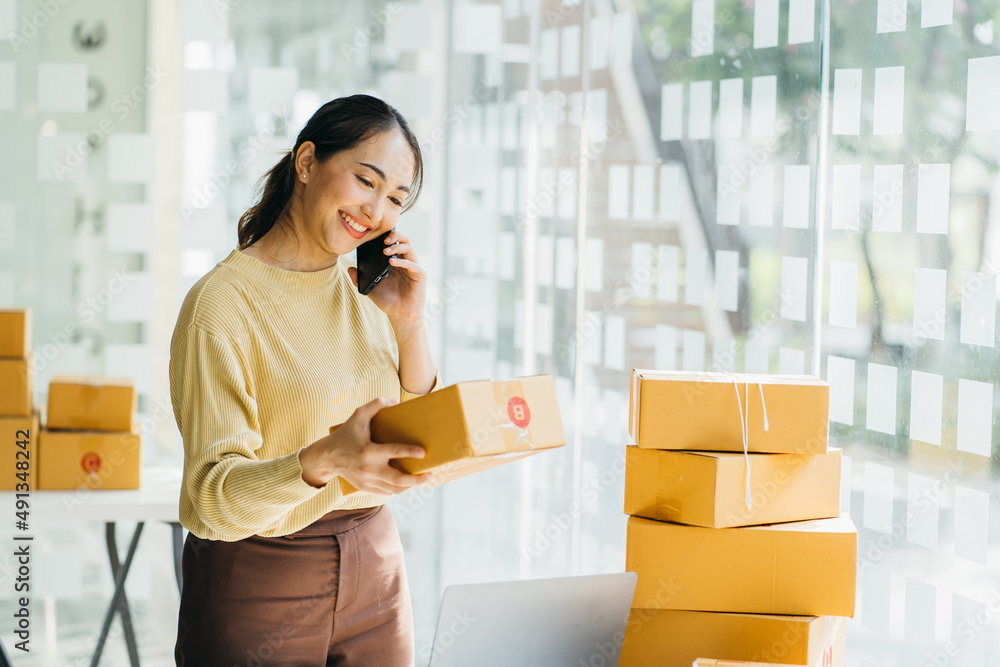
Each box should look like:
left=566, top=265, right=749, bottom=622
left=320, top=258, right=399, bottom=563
left=356, top=227, right=395, bottom=295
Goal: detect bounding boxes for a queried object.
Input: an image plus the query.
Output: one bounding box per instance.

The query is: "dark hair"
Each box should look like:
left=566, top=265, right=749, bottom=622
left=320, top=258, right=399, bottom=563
left=237, top=94, right=423, bottom=249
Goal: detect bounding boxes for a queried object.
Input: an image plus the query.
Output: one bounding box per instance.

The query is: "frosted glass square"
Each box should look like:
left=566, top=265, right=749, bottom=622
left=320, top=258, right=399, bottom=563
left=248, top=67, right=299, bottom=115
left=37, top=63, right=87, bottom=112
left=108, top=134, right=155, bottom=184
left=38, top=134, right=86, bottom=182
left=560, top=25, right=581, bottom=78
left=685, top=248, right=707, bottom=306
left=714, top=250, right=739, bottom=312
left=780, top=256, right=808, bottom=322
left=657, top=245, right=680, bottom=302
left=967, top=56, right=1000, bottom=131
left=873, top=66, right=905, bottom=135
left=604, top=315, right=625, bottom=371
left=960, top=272, right=996, bottom=347
left=555, top=237, right=576, bottom=290
left=827, top=355, right=856, bottom=425
left=832, top=164, right=860, bottom=230
left=659, top=164, right=681, bottom=221
left=906, top=474, right=940, bottom=547
left=750, top=75, right=777, bottom=136
left=608, top=165, right=629, bottom=219
left=718, top=78, right=743, bottom=139
left=682, top=329, right=706, bottom=371
left=877, top=0, right=907, bottom=33
left=863, top=461, right=894, bottom=533
left=832, top=69, right=862, bottom=135
left=866, top=362, right=897, bottom=435
left=107, top=203, right=156, bottom=253
left=957, top=379, right=993, bottom=457
left=909, top=371, right=943, bottom=446
left=788, top=0, right=816, bottom=44
left=916, top=164, right=950, bottom=234
left=748, top=166, right=774, bottom=227
left=716, top=166, right=740, bottom=225
left=954, top=486, right=989, bottom=564
left=452, top=4, right=501, bottom=54
left=586, top=238, right=604, bottom=292
left=691, top=0, right=715, bottom=57
left=631, top=242, right=653, bottom=298
left=782, top=165, right=811, bottom=228
left=654, top=324, right=678, bottom=371
left=688, top=81, right=713, bottom=139
left=921, top=0, right=953, bottom=27
left=753, top=0, right=779, bottom=48
left=632, top=165, right=654, bottom=221
left=660, top=84, right=683, bottom=141
left=779, top=347, right=805, bottom=374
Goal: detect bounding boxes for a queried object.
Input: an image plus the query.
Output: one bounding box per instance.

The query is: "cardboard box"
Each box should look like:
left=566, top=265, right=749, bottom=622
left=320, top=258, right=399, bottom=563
left=331, top=374, right=565, bottom=493
left=0, top=309, right=31, bottom=357
left=618, top=609, right=845, bottom=667
left=38, top=428, right=141, bottom=490
left=0, top=354, right=32, bottom=417
left=627, top=514, right=857, bottom=616
left=0, top=409, right=40, bottom=490
left=46, top=375, right=136, bottom=431
left=624, top=446, right=842, bottom=528
left=629, top=370, right=829, bottom=454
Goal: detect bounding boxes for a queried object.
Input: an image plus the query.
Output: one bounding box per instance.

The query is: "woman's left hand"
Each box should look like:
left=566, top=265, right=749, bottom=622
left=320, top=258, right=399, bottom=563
left=347, top=229, right=426, bottom=328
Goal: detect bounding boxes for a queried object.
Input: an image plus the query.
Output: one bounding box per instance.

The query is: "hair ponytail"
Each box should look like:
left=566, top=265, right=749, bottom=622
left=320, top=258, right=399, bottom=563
left=237, top=94, right=423, bottom=250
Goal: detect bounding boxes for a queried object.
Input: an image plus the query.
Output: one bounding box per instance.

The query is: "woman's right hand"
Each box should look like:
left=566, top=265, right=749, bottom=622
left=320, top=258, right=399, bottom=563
left=298, top=396, right=433, bottom=494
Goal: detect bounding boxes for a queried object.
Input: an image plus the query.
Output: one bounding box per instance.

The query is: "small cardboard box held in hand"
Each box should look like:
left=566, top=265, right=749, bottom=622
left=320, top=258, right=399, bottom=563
left=627, top=514, right=857, bottom=617
left=331, top=374, right=565, bottom=493
left=624, top=446, right=842, bottom=528
left=629, top=370, right=829, bottom=454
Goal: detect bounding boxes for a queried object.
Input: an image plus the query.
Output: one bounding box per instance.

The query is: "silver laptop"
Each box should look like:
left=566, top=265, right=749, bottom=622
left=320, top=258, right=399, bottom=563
left=426, top=572, right=637, bottom=667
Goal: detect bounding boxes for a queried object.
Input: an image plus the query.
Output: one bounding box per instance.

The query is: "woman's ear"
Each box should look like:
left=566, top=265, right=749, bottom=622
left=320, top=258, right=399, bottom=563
left=294, top=141, right=316, bottom=181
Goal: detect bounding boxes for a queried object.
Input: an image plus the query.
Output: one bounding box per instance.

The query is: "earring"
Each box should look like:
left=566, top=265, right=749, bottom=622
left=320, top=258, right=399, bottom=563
left=301, top=173, right=307, bottom=181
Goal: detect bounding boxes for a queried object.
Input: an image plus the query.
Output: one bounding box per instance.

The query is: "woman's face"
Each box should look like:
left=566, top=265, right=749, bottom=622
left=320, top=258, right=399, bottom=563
left=295, top=129, right=416, bottom=256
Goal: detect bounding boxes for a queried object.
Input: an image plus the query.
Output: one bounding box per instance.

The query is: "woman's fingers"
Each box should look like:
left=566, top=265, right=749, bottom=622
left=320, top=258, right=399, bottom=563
left=384, top=242, right=411, bottom=256
left=388, top=256, right=422, bottom=274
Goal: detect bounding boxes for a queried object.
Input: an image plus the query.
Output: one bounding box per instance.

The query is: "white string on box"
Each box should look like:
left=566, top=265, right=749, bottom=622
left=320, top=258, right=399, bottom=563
left=723, top=372, right=771, bottom=511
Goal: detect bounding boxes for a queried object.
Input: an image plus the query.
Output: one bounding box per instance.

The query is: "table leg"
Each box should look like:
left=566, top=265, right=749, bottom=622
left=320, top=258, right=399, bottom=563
left=90, top=521, right=144, bottom=667
left=170, top=522, right=183, bottom=593
left=105, top=522, right=142, bottom=667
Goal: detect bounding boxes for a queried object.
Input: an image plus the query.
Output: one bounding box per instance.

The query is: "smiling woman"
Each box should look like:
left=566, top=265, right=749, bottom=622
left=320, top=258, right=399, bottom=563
left=238, top=94, right=423, bottom=262
left=169, top=94, right=441, bottom=666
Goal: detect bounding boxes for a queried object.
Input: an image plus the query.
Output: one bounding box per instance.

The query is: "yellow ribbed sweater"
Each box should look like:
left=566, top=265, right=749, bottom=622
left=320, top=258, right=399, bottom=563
left=169, top=248, right=441, bottom=542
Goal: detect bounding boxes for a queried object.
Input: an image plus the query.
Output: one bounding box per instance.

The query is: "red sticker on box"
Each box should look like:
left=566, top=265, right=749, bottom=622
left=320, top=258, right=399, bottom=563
left=81, top=452, right=101, bottom=474
left=507, top=397, right=530, bottom=428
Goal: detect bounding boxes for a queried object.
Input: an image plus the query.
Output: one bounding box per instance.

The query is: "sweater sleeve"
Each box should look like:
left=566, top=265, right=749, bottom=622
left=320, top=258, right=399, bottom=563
left=170, top=324, right=333, bottom=539
left=400, top=366, right=442, bottom=403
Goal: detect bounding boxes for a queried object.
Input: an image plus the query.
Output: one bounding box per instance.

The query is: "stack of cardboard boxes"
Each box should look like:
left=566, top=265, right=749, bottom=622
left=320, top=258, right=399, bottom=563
left=39, top=375, right=141, bottom=490
left=0, top=309, right=39, bottom=490
left=619, top=369, right=857, bottom=667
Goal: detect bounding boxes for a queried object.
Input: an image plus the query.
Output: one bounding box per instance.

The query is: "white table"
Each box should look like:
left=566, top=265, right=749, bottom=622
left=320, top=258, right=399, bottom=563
left=0, top=467, right=184, bottom=667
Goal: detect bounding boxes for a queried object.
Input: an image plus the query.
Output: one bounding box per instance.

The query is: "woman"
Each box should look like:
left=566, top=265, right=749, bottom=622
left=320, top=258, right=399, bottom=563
left=169, top=94, right=441, bottom=666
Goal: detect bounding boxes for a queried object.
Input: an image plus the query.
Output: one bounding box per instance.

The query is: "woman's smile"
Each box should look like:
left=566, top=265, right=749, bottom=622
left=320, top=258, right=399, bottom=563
left=339, top=209, right=372, bottom=239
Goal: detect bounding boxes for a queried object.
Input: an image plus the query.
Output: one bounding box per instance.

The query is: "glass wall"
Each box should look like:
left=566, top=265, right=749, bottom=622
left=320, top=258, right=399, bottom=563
left=2, top=0, right=1000, bottom=664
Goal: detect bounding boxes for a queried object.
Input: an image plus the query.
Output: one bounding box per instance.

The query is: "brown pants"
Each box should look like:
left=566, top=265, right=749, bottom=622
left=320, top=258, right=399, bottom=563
left=174, top=504, right=414, bottom=667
